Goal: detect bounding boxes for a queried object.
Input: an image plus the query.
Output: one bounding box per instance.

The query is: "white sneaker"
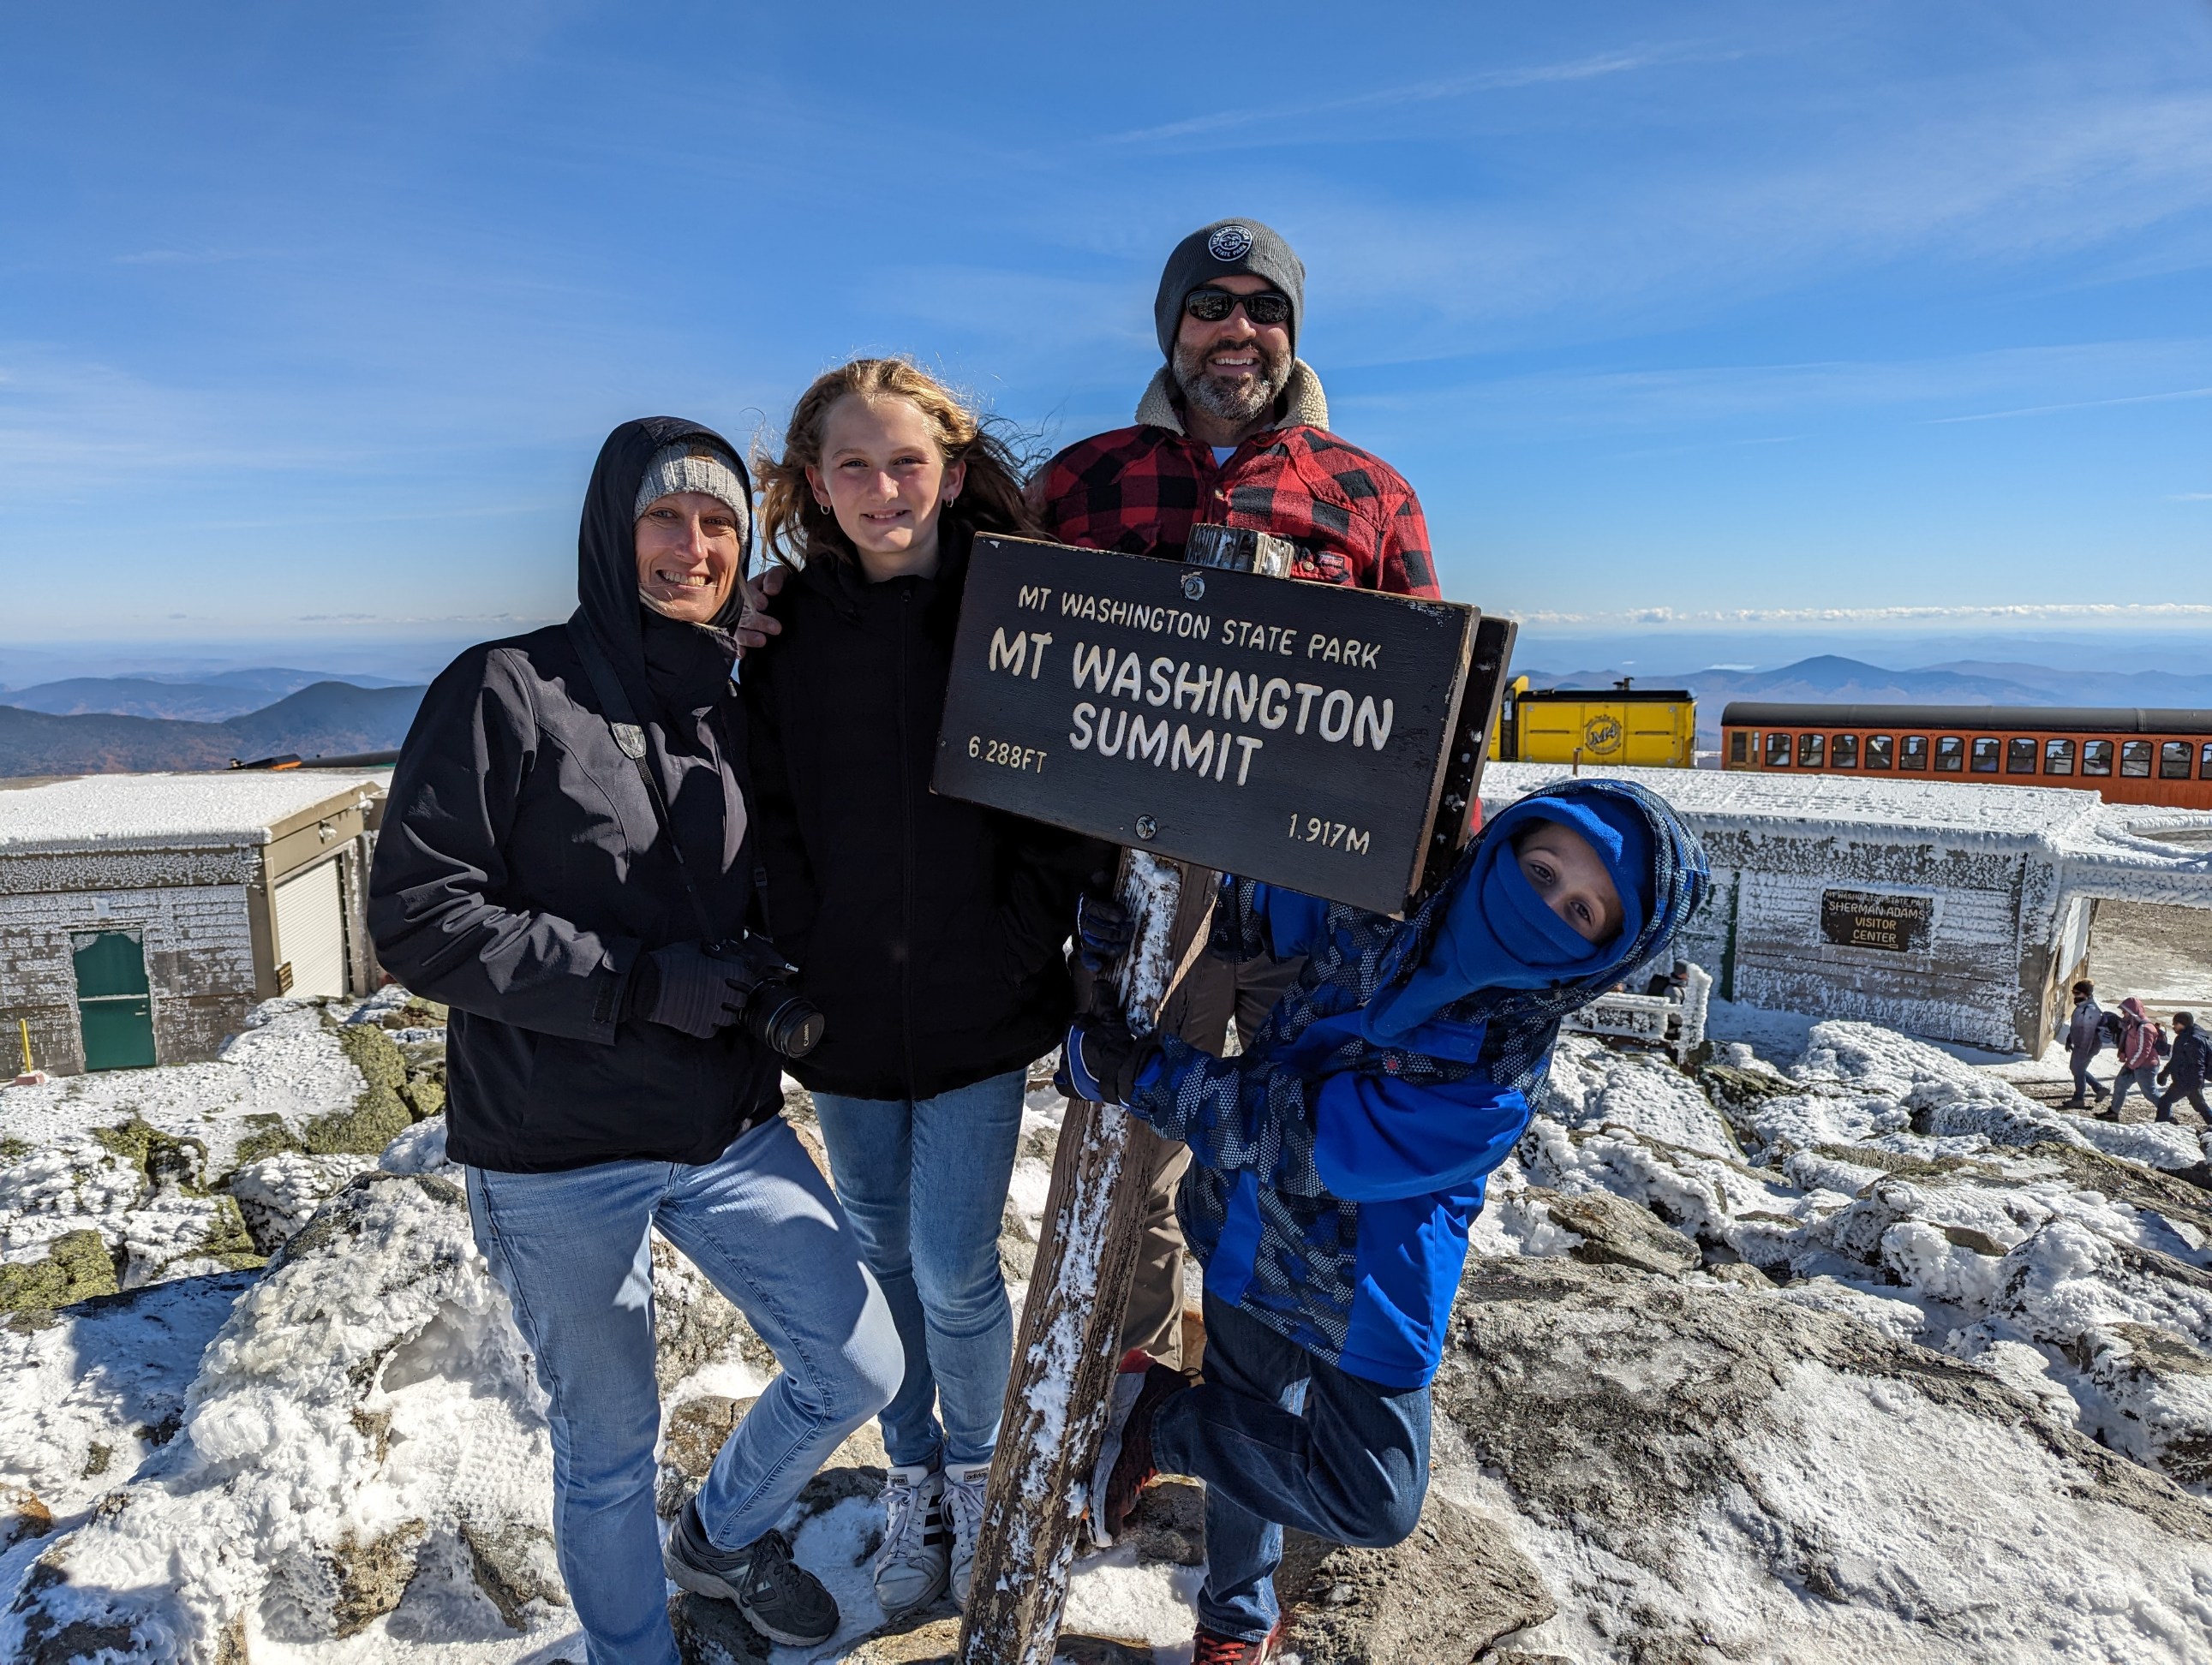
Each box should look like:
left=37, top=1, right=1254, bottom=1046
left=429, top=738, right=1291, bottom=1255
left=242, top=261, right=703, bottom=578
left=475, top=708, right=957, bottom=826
left=873, top=1462, right=949, bottom=1615
left=942, top=1459, right=992, bottom=1608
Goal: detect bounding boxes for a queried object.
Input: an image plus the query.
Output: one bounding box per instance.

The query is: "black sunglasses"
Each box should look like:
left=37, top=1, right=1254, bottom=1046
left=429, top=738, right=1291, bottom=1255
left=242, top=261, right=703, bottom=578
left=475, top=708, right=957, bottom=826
left=1183, top=286, right=1292, bottom=326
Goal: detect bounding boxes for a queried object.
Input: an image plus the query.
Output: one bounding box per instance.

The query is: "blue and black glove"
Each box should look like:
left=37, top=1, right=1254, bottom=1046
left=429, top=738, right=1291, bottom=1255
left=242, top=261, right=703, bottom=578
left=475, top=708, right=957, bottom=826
left=1054, top=1013, right=1160, bottom=1107
left=1074, top=886, right=1135, bottom=975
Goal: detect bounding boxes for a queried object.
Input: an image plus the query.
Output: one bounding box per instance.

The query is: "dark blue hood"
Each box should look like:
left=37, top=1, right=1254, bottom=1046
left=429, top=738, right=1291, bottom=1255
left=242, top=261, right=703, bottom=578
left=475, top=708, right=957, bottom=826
left=1330, top=778, right=1709, bottom=1062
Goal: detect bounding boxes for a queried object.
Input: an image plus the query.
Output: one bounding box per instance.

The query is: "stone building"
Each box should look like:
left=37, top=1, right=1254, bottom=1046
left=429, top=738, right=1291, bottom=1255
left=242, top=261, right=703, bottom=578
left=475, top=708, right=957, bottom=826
left=0, top=772, right=386, bottom=1076
left=1482, top=763, right=2212, bottom=1055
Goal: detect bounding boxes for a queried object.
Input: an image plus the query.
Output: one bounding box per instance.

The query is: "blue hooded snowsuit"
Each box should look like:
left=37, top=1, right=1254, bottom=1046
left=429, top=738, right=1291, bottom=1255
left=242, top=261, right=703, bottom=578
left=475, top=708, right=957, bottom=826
left=1124, top=779, right=1708, bottom=1390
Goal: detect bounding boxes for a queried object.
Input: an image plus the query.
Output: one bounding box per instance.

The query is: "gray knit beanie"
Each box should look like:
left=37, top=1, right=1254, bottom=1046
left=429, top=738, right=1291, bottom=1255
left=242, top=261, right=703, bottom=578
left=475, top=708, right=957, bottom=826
left=1153, top=218, right=1306, bottom=356
left=634, top=442, right=752, bottom=546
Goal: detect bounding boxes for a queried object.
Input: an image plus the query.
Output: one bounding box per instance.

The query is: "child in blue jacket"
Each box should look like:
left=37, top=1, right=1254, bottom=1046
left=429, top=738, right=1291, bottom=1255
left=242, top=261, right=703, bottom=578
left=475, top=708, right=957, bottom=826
left=1059, top=779, right=1708, bottom=1663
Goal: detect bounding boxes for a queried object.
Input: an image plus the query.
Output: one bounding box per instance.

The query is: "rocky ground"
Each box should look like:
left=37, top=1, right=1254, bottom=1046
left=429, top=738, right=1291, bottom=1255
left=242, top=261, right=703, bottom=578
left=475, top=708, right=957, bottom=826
left=3, top=988, right=2209, bottom=1663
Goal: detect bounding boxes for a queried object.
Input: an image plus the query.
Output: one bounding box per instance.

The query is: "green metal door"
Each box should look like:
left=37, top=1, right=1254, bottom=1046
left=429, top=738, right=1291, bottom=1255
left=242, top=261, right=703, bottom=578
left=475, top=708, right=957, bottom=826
left=74, top=930, right=156, bottom=1071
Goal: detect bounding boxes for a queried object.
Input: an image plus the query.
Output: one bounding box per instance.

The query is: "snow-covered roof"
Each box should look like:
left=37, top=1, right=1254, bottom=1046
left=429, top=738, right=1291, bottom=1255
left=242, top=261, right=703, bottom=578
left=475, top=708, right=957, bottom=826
left=0, top=772, right=386, bottom=854
left=1481, top=762, right=2212, bottom=906
left=1482, top=761, right=2109, bottom=847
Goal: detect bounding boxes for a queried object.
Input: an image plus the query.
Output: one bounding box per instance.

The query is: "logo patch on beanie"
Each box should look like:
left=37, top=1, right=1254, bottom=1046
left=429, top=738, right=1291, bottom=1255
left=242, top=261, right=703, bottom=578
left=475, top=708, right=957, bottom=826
left=1207, top=223, right=1254, bottom=261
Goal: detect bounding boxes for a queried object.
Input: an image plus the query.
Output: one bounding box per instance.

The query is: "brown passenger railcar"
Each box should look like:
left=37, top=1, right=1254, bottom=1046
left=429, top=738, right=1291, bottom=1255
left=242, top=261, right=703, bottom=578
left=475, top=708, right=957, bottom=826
left=1718, top=703, right=2212, bottom=810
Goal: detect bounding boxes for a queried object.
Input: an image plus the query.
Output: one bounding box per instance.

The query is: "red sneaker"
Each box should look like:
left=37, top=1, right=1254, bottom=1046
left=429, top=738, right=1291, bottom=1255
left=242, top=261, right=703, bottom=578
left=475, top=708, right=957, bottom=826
left=1192, top=1620, right=1284, bottom=1662
left=1085, top=1349, right=1193, bottom=1545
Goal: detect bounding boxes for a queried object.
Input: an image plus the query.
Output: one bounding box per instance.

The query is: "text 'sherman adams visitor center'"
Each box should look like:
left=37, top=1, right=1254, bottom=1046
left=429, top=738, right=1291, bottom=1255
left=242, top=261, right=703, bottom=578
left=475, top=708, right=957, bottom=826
left=0, top=772, right=386, bottom=1076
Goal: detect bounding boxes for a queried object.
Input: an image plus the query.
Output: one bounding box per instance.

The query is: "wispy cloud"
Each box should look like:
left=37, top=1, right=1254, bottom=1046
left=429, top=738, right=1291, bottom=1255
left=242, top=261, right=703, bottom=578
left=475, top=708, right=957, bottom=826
left=1100, top=45, right=1705, bottom=146
left=113, top=248, right=260, bottom=266
left=1927, top=386, right=2212, bottom=424
left=1511, top=603, right=2212, bottom=628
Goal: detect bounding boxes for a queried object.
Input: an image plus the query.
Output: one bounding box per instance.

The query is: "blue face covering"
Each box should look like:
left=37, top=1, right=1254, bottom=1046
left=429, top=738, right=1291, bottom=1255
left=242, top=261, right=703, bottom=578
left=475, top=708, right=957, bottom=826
left=1361, top=795, right=1655, bottom=1043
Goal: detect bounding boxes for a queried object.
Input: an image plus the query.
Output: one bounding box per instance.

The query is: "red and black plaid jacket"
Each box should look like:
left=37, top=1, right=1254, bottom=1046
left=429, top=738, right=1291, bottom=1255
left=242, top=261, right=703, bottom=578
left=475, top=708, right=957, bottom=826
left=1035, top=421, right=1439, bottom=598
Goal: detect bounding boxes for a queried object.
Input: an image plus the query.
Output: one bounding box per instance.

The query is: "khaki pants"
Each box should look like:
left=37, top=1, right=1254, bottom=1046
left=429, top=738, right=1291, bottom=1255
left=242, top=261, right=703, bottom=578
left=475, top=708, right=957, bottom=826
left=1111, top=868, right=1303, bottom=1368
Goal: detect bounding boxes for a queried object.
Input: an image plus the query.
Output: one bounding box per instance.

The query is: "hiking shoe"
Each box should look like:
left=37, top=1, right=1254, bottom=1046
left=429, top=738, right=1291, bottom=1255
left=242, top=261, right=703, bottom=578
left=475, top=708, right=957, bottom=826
left=942, top=1459, right=992, bottom=1608
left=664, top=1504, right=840, bottom=1648
left=1193, top=1620, right=1284, bottom=1662
left=872, top=1462, right=949, bottom=1616
left=1087, top=1349, right=1193, bottom=1546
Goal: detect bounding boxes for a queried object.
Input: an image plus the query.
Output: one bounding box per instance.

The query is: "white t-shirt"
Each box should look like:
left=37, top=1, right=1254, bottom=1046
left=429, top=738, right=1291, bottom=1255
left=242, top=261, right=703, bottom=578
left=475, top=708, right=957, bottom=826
left=1211, top=445, right=1237, bottom=466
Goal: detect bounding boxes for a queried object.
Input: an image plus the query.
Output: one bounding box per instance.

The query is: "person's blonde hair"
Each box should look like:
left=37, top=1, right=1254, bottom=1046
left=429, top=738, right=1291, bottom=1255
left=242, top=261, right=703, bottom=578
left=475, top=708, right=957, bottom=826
left=756, top=358, right=1039, bottom=568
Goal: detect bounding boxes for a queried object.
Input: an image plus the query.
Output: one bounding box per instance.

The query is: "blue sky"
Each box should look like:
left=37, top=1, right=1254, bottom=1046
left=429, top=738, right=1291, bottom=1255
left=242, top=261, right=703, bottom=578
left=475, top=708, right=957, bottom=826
left=3, top=1, right=2208, bottom=656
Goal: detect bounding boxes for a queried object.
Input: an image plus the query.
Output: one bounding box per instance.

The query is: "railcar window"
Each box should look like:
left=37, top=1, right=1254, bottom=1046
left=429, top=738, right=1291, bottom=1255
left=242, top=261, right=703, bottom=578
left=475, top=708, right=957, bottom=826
left=2044, top=738, right=2076, bottom=775
left=2202, top=742, right=2212, bottom=780
left=2006, top=737, right=2037, bottom=774
left=1832, top=733, right=1859, bottom=768
left=1865, top=734, right=1894, bottom=769
left=2160, top=740, right=2191, bottom=779
left=1765, top=731, right=1792, bottom=767
left=2121, top=740, right=2153, bottom=778
left=1899, top=735, right=1928, bottom=770
left=1970, top=737, right=2000, bottom=773
left=1936, top=736, right=1964, bottom=772
left=2083, top=739, right=2113, bottom=776
left=1797, top=732, right=1825, bottom=767
left=1730, top=731, right=1748, bottom=764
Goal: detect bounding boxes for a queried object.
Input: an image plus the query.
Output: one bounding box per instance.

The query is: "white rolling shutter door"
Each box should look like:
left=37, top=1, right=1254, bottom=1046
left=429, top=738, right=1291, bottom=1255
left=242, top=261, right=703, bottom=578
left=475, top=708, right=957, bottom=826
left=274, top=859, right=349, bottom=999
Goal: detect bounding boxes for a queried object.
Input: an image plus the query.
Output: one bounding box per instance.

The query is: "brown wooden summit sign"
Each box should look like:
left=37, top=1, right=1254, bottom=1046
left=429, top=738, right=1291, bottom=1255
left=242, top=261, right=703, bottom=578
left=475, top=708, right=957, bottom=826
left=933, top=535, right=1485, bottom=914
left=1820, top=889, right=1934, bottom=954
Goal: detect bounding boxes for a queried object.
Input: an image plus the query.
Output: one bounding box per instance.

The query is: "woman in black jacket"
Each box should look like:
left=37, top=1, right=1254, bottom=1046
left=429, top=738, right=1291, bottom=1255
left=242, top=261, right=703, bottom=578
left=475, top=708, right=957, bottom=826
left=747, top=360, right=1102, bottom=1615
left=368, top=419, right=901, bottom=1660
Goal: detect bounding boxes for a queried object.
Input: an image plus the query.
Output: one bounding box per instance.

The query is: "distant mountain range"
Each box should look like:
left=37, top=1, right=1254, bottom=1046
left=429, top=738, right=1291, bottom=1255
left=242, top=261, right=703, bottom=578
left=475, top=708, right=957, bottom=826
left=1521, top=654, right=2212, bottom=746
left=9, top=652, right=2209, bottom=777
left=0, top=682, right=425, bottom=776
left=0, top=666, right=416, bottom=720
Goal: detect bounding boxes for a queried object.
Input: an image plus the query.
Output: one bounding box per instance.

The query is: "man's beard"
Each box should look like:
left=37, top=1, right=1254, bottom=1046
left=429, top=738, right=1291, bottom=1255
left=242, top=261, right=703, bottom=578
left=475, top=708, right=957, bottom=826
left=1172, top=337, right=1292, bottom=427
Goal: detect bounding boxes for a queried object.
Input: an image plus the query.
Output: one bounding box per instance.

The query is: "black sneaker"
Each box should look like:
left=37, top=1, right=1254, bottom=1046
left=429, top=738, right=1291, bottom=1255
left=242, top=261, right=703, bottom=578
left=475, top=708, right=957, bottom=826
left=664, top=1504, right=840, bottom=1648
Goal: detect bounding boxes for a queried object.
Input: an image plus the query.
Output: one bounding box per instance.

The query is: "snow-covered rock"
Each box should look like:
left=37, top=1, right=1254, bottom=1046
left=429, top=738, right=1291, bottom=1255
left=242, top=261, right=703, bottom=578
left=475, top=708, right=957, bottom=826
left=2, top=1171, right=560, bottom=1658
left=1437, top=1256, right=2212, bottom=1664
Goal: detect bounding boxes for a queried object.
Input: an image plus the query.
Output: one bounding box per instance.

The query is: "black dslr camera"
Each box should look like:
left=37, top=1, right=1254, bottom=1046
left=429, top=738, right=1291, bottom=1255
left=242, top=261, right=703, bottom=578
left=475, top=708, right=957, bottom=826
left=708, top=937, right=826, bottom=1059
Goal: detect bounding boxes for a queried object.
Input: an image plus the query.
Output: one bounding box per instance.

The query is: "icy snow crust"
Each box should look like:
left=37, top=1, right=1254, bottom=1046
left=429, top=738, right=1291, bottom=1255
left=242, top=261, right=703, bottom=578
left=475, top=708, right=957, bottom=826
left=0, top=772, right=387, bottom=852
left=6, top=1000, right=2212, bottom=1660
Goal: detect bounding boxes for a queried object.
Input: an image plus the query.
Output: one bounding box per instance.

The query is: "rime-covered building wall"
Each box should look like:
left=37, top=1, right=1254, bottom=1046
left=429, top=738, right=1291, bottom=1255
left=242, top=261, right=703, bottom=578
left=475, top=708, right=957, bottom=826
left=1483, top=764, right=2212, bottom=1056
left=0, top=854, right=260, bottom=1075
left=0, top=773, right=385, bottom=1077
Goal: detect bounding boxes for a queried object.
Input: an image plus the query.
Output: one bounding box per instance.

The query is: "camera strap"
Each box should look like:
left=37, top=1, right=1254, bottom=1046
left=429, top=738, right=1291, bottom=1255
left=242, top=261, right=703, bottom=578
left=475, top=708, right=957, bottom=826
left=566, top=617, right=722, bottom=946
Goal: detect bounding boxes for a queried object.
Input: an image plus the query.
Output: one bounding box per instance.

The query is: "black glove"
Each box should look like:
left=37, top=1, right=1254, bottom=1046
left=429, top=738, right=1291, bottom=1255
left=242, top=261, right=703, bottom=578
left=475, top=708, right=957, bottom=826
left=1075, top=885, right=1134, bottom=974
left=633, top=939, right=789, bottom=1039
left=1053, top=1013, right=1160, bottom=1107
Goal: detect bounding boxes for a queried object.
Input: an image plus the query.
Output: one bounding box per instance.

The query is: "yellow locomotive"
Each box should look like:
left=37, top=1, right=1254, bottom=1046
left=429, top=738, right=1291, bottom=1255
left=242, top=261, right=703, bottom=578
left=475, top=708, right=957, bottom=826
left=1489, top=677, right=1698, bottom=768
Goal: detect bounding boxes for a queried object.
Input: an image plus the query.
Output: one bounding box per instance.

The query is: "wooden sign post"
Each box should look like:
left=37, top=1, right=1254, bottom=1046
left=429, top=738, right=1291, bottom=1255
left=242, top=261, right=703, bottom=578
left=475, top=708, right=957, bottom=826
left=942, top=535, right=1511, bottom=1665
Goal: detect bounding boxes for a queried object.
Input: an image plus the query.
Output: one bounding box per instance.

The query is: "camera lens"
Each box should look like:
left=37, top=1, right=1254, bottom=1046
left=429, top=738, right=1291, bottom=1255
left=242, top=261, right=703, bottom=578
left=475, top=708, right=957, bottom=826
left=749, top=988, right=824, bottom=1058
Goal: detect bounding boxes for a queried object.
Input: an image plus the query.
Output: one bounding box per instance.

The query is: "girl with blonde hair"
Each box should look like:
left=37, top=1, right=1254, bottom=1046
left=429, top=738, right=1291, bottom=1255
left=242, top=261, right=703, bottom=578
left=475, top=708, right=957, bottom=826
left=744, top=359, right=1106, bottom=1616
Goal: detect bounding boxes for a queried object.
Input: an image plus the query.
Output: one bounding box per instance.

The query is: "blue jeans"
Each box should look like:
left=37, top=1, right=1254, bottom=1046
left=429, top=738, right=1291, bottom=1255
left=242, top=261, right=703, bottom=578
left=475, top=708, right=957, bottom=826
left=1155, top=1290, right=1430, bottom=1641
left=2112, top=1065, right=2161, bottom=1116
left=810, top=1068, right=1026, bottom=1468
left=465, top=1119, right=903, bottom=1665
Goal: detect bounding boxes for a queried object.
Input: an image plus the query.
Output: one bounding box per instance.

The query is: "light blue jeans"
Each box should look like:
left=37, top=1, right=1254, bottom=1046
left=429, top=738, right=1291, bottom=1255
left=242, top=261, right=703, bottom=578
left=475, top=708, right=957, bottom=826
left=810, top=1068, right=1028, bottom=1469
left=464, top=1118, right=903, bottom=1665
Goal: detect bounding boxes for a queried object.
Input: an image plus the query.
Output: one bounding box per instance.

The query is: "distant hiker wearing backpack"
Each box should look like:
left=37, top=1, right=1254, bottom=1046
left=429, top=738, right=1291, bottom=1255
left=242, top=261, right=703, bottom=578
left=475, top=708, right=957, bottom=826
left=2060, top=980, right=2107, bottom=1109
left=2157, top=1011, right=2209, bottom=1125
left=2105, top=996, right=2169, bottom=1121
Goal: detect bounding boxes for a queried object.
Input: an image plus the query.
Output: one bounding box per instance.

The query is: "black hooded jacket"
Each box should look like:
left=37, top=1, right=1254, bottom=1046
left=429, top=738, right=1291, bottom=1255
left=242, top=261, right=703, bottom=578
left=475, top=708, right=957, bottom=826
left=368, top=417, right=781, bottom=1173
left=743, top=522, right=1105, bottom=1101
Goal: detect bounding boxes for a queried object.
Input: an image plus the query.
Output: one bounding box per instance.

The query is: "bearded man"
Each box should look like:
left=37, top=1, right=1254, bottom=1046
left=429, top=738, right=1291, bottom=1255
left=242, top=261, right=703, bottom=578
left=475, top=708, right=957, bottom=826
left=1034, top=218, right=1442, bottom=1377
